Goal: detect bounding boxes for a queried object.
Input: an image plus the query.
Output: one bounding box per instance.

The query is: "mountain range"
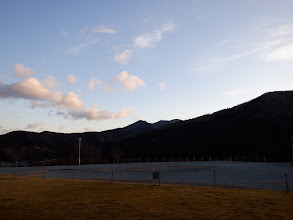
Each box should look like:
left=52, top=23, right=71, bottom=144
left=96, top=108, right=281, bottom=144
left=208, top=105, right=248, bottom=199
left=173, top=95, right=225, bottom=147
left=1, top=91, right=293, bottom=164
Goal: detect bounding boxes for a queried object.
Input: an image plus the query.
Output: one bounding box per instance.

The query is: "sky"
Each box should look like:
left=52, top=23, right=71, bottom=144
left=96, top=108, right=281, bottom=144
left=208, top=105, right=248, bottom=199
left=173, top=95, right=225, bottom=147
left=0, top=0, right=293, bottom=134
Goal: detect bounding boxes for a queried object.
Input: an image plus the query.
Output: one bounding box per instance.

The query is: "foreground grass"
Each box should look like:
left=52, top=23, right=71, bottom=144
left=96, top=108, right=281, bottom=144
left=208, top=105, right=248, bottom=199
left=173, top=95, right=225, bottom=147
left=0, top=175, right=292, bottom=219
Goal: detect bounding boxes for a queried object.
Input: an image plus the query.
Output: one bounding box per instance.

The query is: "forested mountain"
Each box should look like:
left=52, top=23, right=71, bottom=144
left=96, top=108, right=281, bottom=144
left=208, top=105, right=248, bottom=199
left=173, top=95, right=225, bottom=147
left=1, top=91, right=293, bottom=164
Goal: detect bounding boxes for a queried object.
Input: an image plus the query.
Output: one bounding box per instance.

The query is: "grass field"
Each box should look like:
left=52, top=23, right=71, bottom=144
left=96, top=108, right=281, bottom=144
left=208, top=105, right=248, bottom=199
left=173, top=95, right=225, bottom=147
left=0, top=175, right=292, bottom=219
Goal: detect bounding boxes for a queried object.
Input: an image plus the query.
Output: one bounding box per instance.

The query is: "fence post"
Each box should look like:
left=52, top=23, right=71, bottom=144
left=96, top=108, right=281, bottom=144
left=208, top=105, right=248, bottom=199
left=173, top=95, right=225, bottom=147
left=285, top=172, right=289, bottom=194
left=214, top=169, right=216, bottom=186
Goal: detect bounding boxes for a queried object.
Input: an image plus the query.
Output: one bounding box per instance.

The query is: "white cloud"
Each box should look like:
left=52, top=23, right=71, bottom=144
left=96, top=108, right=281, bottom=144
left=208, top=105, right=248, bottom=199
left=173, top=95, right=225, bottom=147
left=14, top=64, right=35, bottom=78
left=42, top=76, right=59, bottom=89
left=61, top=106, right=131, bottom=121
left=261, top=44, right=293, bottom=62
left=26, top=122, right=44, bottom=129
left=67, top=75, right=78, bottom=85
left=116, top=108, right=132, bottom=119
left=114, top=49, right=133, bottom=65
left=0, top=77, right=84, bottom=110
left=0, top=77, right=55, bottom=101
left=55, top=92, right=84, bottom=109
left=115, top=71, right=145, bottom=91
left=91, top=26, right=118, bottom=34
left=1, top=65, right=132, bottom=124
left=88, top=79, right=102, bottom=91
left=159, top=82, right=166, bottom=92
left=134, top=22, right=174, bottom=48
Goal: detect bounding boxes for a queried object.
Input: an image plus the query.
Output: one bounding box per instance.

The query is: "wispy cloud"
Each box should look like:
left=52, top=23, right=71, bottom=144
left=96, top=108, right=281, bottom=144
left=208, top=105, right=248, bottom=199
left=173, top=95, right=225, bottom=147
left=159, top=82, right=166, bottom=92
left=61, top=30, right=69, bottom=38
left=91, top=26, right=118, bottom=34
left=270, top=23, right=293, bottom=38
left=261, top=44, right=293, bottom=62
left=67, top=75, right=78, bottom=85
left=14, top=64, right=35, bottom=79
left=88, top=79, right=102, bottom=91
left=195, top=23, right=293, bottom=72
left=26, top=122, right=44, bottom=129
left=114, top=49, right=133, bottom=65
left=69, top=38, right=100, bottom=54
left=134, top=22, right=175, bottom=48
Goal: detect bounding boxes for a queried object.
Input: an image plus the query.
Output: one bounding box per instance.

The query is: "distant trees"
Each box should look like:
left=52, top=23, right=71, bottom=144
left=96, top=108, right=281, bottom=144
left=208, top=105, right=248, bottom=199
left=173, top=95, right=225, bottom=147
left=111, top=146, right=124, bottom=162
left=2, top=146, right=25, bottom=163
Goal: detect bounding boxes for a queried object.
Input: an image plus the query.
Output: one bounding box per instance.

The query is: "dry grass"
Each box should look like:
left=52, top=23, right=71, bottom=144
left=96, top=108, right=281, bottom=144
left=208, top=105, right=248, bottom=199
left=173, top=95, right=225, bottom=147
left=0, top=174, right=292, bottom=219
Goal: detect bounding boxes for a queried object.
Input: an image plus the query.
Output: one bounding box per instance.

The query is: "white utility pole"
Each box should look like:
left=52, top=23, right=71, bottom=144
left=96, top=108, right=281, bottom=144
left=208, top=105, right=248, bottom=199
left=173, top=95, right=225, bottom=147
left=78, top=138, right=82, bottom=165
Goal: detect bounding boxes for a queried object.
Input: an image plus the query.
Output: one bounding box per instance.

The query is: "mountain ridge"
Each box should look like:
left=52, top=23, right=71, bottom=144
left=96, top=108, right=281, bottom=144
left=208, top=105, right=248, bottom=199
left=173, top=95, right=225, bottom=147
left=1, top=91, right=293, bottom=164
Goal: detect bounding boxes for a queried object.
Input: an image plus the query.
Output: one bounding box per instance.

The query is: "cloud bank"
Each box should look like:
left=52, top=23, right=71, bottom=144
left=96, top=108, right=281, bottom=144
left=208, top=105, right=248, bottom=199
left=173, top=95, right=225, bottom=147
left=0, top=65, right=133, bottom=124
left=0, top=77, right=83, bottom=110
left=58, top=107, right=131, bottom=121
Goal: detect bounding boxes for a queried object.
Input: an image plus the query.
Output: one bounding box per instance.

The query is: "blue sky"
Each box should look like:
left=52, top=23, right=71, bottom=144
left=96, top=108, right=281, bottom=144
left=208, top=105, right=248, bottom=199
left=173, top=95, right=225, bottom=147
left=1, top=0, right=293, bottom=134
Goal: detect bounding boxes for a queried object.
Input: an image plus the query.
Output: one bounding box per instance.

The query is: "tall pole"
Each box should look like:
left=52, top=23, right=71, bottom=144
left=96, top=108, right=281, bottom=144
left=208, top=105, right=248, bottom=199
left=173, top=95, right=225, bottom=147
left=78, top=138, right=82, bottom=165
left=291, top=137, right=293, bottom=163
left=291, top=142, right=293, bottom=162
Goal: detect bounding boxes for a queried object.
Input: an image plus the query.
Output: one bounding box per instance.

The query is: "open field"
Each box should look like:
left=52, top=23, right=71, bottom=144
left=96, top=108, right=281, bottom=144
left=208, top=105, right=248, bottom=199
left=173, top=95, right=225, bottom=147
left=0, top=175, right=293, bottom=219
